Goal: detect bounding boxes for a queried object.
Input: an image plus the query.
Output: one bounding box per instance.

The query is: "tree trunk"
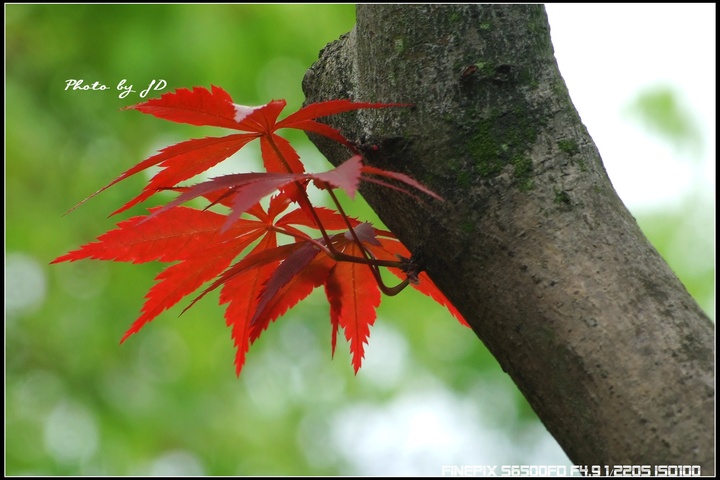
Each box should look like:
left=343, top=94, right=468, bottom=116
left=302, top=4, right=714, bottom=473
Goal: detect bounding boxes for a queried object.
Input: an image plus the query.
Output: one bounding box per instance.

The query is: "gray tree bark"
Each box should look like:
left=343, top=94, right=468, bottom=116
left=302, top=4, right=714, bottom=473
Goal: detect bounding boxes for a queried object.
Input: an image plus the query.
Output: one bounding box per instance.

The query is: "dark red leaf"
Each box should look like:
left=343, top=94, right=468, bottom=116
left=250, top=241, right=323, bottom=329
left=312, top=154, right=363, bottom=199
left=361, top=165, right=444, bottom=201
left=187, top=242, right=307, bottom=313
left=248, top=249, right=336, bottom=342
left=343, top=222, right=382, bottom=246
left=149, top=156, right=365, bottom=231
left=277, top=119, right=355, bottom=149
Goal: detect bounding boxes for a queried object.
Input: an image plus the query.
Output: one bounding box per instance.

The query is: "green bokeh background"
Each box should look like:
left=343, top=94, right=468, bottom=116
left=6, top=4, right=714, bottom=476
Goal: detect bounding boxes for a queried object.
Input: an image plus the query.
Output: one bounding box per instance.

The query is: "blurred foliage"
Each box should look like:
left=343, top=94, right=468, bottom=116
left=623, top=86, right=704, bottom=157
left=5, top=4, right=713, bottom=476
left=623, top=86, right=714, bottom=317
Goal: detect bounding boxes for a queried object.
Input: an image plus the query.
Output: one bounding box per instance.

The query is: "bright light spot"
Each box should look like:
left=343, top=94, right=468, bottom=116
left=233, top=103, right=261, bottom=123
left=466, top=375, right=519, bottom=429
left=296, top=413, right=339, bottom=469
left=243, top=312, right=349, bottom=414
left=666, top=208, right=715, bottom=276
left=12, top=370, right=65, bottom=419
left=6, top=252, right=47, bottom=316
left=545, top=4, right=715, bottom=211
left=243, top=348, right=294, bottom=417
left=358, top=322, right=409, bottom=390
left=279, top=319, right=321, bottom=366
left=519, top=422, right=575, bottom=467
left=43, top=399, right=99, bottom=464
left=148, top=450, right=205, bottom=476
left=332, top=389, right=483, bottom=475
left=331, top=383, right=571, bottom=475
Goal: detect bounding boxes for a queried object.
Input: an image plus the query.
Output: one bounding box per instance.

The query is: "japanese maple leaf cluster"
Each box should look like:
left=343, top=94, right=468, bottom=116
left=53, top=85, right=467, bottom=375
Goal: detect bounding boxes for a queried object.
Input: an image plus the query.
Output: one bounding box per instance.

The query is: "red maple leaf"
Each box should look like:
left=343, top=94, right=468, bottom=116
left=53, top=85, right=467, bottom=375
left=326, top=239, right=382, bottom=373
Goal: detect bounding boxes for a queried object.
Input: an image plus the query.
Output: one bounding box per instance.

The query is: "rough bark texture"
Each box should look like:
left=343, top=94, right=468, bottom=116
left=302, top=4, right=714, bottom=473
